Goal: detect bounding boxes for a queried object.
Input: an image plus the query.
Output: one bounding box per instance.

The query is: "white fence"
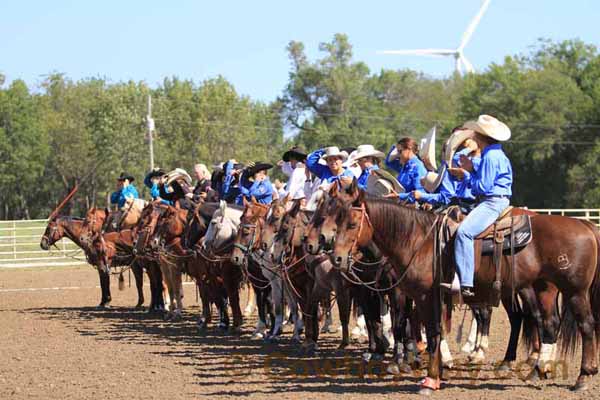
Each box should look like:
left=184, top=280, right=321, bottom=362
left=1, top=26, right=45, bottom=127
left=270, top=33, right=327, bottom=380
left=0, top=219, right=87, bottom=268
left=1, top=209, right=599, bottom=268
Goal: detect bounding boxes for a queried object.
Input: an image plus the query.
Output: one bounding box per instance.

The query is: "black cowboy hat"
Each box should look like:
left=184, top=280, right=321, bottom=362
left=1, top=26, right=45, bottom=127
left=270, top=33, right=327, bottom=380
left=247, top=162, right=273, bottom=176
left=282, top=146, right=307, bottom=162
left=117, top=172, right=135, bottom=182
left=147, top=168, right=166, bottom=179
left=340, top=146, right=356, bottom=154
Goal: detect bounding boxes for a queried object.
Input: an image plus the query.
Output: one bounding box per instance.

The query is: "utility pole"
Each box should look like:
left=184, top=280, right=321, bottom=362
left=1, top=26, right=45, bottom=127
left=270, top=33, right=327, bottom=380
left=146, top=95, right=155, bottom=170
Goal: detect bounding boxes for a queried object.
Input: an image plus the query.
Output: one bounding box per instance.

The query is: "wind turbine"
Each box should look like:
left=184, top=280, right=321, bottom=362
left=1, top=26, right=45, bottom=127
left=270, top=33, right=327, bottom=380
left=378, top=0, right=491, bottom=75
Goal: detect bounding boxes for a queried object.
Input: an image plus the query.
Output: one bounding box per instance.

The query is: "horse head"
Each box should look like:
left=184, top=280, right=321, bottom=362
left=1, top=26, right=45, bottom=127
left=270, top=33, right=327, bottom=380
left=260, top=195, right=290, bottom=253
left=205, top=201, right=242, bottom=257
left=272, top=199, right=306, bottom=263
left=231, top=197, right=268, bottom=266
left=41, top=215, right=63, bottom=250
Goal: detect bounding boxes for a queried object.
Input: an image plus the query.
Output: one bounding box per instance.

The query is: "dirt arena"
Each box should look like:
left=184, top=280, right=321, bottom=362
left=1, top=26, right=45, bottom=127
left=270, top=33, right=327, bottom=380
left=1, top=266, right=599, bottom=399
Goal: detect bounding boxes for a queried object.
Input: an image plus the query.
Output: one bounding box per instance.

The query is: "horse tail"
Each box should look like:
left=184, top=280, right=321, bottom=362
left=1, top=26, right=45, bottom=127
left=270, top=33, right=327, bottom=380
left=559, top=220, right=600, bottom=357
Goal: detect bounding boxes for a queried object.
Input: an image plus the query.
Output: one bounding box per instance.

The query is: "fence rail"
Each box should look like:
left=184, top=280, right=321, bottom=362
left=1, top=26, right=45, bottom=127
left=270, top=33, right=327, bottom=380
left=1, top=209, right=599, bottom=268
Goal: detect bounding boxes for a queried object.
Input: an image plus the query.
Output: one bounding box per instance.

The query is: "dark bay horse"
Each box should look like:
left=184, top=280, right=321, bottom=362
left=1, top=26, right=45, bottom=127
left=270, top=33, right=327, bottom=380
left=331, top=194, right=600, bottom=393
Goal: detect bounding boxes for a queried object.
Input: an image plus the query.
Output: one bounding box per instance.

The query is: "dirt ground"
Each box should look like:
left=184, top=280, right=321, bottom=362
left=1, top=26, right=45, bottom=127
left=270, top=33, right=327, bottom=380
left=1, top=266, right=599, bottom=400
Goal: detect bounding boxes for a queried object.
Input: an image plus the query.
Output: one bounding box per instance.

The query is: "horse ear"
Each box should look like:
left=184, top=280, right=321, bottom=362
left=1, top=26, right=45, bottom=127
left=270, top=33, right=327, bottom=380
left=282, top=193, right=290, bottom=206
left=290, top=199, right=301, bottom=217
left=329, top=181, right=339, bottom=198
left=251, top=196, right=258, bottom=204
left=242, top=196, right=249, bottom=207
left=349, top=177, right=358, bottom=194
left=219, top=200, right=227, bottom=215
left=104, top=207, right=110, bottom=215
left=356, top=187, right=366, bottom=205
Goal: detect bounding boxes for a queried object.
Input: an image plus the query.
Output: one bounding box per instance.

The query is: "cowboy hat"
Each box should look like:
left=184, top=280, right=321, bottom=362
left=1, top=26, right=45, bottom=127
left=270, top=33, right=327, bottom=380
left=463, top=115, right=511, bottom=142
left=420, top=164, right=448, bottom=193
left=282, top=146, right=307, bottom=162
left=443, top=129, right=476, bottom=167
left=320, top=146, right=348, bottom=161
left=247, top=162, right=273, bottom=177
left=117, top=172, right=135, bottom=182
left=366, top=169, right=405, bottom=197
left=147, top=168, right=166, bottom=179
left=165, top=168, right=192, bottom=186
left=352, top=144, right=385, bottom=162
left=419, top=126, right=437, bottom=171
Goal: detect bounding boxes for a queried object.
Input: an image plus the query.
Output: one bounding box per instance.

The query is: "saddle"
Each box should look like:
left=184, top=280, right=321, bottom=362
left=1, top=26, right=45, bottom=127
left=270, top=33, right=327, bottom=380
left=441, top=206, right=533, bottom=306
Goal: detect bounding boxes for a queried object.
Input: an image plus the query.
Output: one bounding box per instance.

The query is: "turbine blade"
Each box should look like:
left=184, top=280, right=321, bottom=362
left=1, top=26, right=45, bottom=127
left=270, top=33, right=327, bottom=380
left=460, top=56, right=475, bottom=73
left=378, top=49, right=457, bottom=57
left=459, top=0, right=491, bottom=51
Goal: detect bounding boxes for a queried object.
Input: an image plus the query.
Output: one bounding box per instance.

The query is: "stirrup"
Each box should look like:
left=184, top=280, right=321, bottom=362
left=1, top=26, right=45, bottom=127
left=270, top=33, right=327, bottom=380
left=461, top=287, right=475, bottom=297
left=440, top=274, right=460, bottom=294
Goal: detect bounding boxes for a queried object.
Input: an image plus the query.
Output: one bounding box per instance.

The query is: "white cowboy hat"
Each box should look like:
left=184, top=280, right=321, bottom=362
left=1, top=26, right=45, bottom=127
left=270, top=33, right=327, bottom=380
left=419, top=126, right=437, bottom=171
left=443, top=129, right=476, bottom=167
left=320, top=146, right=348, bottom=161
left=420, top=164, right=448, bottom=193
left=352, top=144, right=385, bottom=162
left=366, top=169, right=405, bottom=197
left=463, top=115, right=511, bottom=142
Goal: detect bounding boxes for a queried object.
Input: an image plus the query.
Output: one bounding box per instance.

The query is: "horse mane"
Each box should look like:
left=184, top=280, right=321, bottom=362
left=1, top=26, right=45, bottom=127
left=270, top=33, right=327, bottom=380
left=363, top=199, right=437, bottom=241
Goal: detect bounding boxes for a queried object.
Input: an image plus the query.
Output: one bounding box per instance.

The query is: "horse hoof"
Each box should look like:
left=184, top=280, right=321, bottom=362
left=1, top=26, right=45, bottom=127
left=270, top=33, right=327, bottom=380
left=290, top=337, right=302, bottom=346
left=496, top=361, right=513, bottom=372
left=573, top=376, right=591, bottom=392
left=418, top=388, right=433, bottom=396
left=97, top=303, right=110, bottom=310
left=524, top=367, right=541, bottom=383
left=337, top=343, right=349, bottom=351
left=264, top=335, right=279, bottom=344
left=443, top=361, right=454, bottom=369
left=229, top=326, right=242, bottom=335
left=386, top=363, right=401, bottom=375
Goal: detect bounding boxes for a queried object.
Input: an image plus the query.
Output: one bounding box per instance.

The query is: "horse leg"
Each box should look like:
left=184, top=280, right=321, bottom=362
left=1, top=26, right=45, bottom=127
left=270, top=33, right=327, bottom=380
left=386, top=289, right=413, bottom=374
left=469, top=306, right=491, bottom=364
left=498, top=294, right=523, bottom=371
left=225, top=271, right=243, bottom=333
left=196, top=281, right=211, bottom=331
left=416, top=294, right=443, bottom=395
left=97, top=269, right=111, bottom=308
left=566, top=292, right=598, bottom=391
left=335, top=285, right=351, bottom=350
left=361, top=289, right=386, bottom=362
left=267, top=274, right=284, bottom=341
left=251, top=286, right=267, bottom=338
left=244, top=283, right=256, bottom=317
left=534, top=283, right=561, bottom=379
left=320, top=294, right=336, bottom=334
left=461, top=309, right=478, bottom=354
left=132, top=262, right=144, bottom=309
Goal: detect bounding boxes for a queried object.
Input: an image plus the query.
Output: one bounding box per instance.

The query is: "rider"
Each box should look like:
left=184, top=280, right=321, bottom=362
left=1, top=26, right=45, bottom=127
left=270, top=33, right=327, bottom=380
left=236, top=162, right=274, bottom=205
left=352, top=144, right=385, bottom=190
left=111, top=172, right=139, bottom=208
left=384, top=137, right=427, bottom=203
left=158, top=168, right=195, bottom=210
left=219, top=160, right=244, bottom=204
left=192, top=163, right=212, bottom=200
left=306, top=146, right=355, bottom=185
left=413, top=133, right=481, bottom=210
left=143, top=168, right=171, bottom=205
left=446, top=115, right=513, bottom=297
left=279, top=146, right=308, bottom=201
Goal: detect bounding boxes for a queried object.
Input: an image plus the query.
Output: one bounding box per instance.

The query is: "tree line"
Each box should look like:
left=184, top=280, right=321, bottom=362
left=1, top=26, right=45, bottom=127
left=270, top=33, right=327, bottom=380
left=1, top=35, right=599, bottom=219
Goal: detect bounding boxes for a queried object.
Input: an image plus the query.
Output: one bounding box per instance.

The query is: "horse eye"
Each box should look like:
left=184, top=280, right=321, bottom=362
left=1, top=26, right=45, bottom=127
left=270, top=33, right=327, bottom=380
left=243, top=228, right=251, bottom=235
left=348, top=223, right=358, bottom=229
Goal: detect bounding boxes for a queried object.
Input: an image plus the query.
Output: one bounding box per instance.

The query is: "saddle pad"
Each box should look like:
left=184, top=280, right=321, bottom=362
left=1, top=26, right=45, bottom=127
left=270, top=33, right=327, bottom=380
left=480, top=215, right=532, bottom=255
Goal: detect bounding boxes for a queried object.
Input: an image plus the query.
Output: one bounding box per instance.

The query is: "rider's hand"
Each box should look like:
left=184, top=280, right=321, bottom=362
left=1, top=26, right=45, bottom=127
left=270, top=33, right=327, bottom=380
left=412, top=190, right=422, bottom=200
left=384, top=190, right=399, bottom=199
left=448, top=168, right=466, bottom=180
left=459, top=154, right=474, bottom=172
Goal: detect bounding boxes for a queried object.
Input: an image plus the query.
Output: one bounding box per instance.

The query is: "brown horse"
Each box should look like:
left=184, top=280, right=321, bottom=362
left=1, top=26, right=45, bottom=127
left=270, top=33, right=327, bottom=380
left=331, top=193, right=600, bottom=393
left=80, top=206, right=163, bottom=311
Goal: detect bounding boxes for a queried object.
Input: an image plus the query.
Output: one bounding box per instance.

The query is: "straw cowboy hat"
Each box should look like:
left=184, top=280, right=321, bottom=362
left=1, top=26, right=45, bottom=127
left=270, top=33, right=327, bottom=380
left=419, top=126, right=437, bottom=171
left=165, top=168, right=192, bottom=186
left=463, top=114, right=511, bottom=142
left=282, top=146, right=307, bottom=162
left=352, top=144, right=386, bottom=162
left=443, top=129, right=476, bottom=166
left=320, top=146, right=348, bottom=161
left=366, top=169, right=405, bottom=197
left=420, top=164, right=448, bottom=193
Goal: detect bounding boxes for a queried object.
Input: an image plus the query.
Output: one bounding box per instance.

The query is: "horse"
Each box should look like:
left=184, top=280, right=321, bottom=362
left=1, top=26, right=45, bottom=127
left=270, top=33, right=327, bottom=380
left=330, top=191, right=600, bottom=393
left=202, top=201, right=246, bottom=333
left=80, top=206, right=163, bottom=311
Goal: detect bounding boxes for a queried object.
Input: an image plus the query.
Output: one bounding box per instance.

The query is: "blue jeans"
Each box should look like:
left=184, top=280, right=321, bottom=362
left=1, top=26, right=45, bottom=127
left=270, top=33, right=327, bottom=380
left=454, top=197, right=510, bottom=287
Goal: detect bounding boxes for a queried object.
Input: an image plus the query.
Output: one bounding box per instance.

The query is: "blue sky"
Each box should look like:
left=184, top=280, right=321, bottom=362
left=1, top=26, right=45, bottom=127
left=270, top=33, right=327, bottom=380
left=1, top=0, right=598, bottom=102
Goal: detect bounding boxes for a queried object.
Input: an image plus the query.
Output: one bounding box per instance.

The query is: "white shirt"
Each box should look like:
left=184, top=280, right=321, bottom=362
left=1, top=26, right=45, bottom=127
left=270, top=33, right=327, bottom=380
left=281, top=161, right=307, bottom=200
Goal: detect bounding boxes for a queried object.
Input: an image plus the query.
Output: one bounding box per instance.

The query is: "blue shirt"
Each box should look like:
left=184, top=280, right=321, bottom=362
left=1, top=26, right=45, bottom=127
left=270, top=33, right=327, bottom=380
left=464, top=143, right=512, bottom=198
left=357, top=165, right=379, bottom=190
left=419, top=149, right=481, bottom=205
left=110, top=185, right=139, bottom=208
left=306, top=149, right=355, bottom=183
left=384, top=146, right=427, bottom=202
left=236, top=176, right=274, bottom=205
left=143, top=175, right=172, bottom=205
